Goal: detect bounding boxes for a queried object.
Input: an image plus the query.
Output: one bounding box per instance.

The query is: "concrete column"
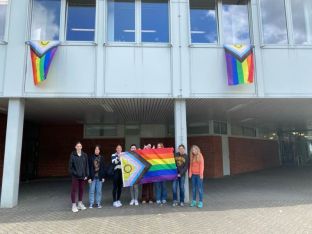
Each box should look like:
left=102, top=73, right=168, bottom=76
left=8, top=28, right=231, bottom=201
left=221, top=136, right=231, bottom=176
left=1, top=99, right=25, bottom=208
left=174, top=99, right=189, bottom=202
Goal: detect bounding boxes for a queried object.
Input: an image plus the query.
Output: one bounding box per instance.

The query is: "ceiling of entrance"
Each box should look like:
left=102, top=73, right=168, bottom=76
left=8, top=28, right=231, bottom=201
left=0, top=98, right=311, bottom=131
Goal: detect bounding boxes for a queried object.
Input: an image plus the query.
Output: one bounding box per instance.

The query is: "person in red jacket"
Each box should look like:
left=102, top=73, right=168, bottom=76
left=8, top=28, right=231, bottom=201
left=189, top=145, right=204, bottom=208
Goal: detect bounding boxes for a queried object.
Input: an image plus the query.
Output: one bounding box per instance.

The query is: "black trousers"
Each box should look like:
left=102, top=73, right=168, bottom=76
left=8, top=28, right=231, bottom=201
left=112, top=169, right=123, bottom=202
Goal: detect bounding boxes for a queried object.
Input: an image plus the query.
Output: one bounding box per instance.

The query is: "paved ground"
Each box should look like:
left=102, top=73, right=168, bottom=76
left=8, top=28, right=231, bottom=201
left=1, top=166, right=312, bottom=233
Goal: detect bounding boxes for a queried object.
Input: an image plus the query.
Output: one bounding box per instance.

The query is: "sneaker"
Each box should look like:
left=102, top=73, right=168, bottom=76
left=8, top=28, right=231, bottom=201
left=180, top=202, right=184, bottom=207
left=148, top=200, right=153, bottom=204
left=190, top=200, right=197, bottom=207
left=97, top=204, right=102, bottom=209
left=130, top=200, right=135, bottom=206
left=172, top=201, right=178, bottom=207
left=134, top=200, right=139, bottom=206
left=162, top=200, right=167, bottom=204
left=142, top=200, right=146, bottom=204
left=156, top=200, right=161, bottom=205
left=113, top=201, right=119, bottom=208
left=77, top=202, right=86, bottom=210
left=72, top=203, right=79, bottom=213
left=117, top=200, right=123, bottom=207
left=198, top=201, right=203, bottom=208
left=89, top=204, right=93, bottom=209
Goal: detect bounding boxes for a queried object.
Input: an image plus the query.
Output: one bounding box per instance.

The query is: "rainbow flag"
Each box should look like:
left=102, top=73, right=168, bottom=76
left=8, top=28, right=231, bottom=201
left=120, top=148, right=177, bottom=187
left=28, top=41, right=60, bottom=86
left=224, top=44, right=254, bottom=86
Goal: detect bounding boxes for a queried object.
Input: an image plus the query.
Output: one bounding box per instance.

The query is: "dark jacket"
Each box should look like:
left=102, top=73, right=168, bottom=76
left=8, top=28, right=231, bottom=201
left=68, top=151, right=89, bottom=179
left=88, top=154, right=106, bottom=180
left=174, top=152, right=189, bottom=176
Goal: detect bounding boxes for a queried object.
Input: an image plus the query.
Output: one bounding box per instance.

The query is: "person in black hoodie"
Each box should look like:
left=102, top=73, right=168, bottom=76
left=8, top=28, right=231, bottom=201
left=68, top=142, right=89, bottom=213
left=88, top=145, right=106, bottom=209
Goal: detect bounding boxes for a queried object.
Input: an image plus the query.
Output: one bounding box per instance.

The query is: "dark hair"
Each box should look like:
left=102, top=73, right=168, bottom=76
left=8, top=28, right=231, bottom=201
left=95, top=145, right=101, bottom=151
left=75, top=141, right=82, bottom=146
left=130, top=144, right=137, bottom=148
left=178, top=144, right=185, bottom=149
left=116, top=144, right=122, bottom=148
left=157, top=142, right=164, bottom=148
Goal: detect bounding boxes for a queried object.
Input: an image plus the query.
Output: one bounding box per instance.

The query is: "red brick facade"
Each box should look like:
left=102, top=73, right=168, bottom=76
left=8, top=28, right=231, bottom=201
left=229, top=137, right=280, bottom=175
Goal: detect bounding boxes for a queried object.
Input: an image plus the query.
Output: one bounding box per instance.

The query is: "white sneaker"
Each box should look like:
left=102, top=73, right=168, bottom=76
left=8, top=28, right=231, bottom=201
left=77, top=202, right=86, bottom=210
left=72, top=203, right=78, bottom=213
left=130, top=199, right=135, bottom=206
left=134, top=200, right=139, bottom=206
left=113, top=201, right=118, bottom=207
left=156, top=200, right=161, bottom=204
left=117, top=200, right=123, bottom=207
left=162, top=200, right=167, bottom=204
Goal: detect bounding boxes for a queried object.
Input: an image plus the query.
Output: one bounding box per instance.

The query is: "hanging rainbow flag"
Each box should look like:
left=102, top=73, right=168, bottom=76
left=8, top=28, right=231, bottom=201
left=28, top=41, right=60, bottom=86
left=120, top=148, right=177, bottom=187
left=224, top=44, right=254, bottom=86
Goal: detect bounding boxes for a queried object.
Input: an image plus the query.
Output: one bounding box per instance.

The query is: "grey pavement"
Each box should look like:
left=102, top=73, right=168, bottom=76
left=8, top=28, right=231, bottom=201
left=1, top=166, right=312, bottom=233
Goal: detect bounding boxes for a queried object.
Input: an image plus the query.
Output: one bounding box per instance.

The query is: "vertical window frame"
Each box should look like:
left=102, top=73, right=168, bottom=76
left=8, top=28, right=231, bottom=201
left=0, top=0, right=10, bottom=43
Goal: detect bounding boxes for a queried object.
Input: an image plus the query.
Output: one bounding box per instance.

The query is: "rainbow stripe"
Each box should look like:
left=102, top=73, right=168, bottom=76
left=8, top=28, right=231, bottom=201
left=224, top=44, right=254, bottom=86
left=28, top=41, right=60, bottom=86
left=136, top=148, right=177, bottom=184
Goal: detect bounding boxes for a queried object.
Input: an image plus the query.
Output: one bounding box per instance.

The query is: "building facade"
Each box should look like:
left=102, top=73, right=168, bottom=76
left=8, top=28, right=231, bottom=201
left=1, top=0, right=312, bottom=207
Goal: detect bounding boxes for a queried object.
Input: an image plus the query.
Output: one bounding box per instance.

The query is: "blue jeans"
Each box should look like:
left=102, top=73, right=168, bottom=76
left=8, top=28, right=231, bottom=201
left=191, top=175, right=203, bottom=202
left=155, top=181, right=167, bottom=201
left=89, top=178, right=103, bottom=205
left=172, top=175, right=185, bottom=203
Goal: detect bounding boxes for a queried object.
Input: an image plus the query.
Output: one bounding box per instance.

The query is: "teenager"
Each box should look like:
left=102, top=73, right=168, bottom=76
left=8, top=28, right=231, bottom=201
left=112, top=145, right=123, bottom=207
left=88, top=145, right=106, bottom=209
left=69, top=142, right=89, bottom=213
left=141, top=144, right=154, bottom=204
left=129, top=144, right=139, bottom=206
left=172, top=144, right=189, bottom=207
left=155, top=142, right=167, bottom=205
left=189, top=145, right=204, bottom=208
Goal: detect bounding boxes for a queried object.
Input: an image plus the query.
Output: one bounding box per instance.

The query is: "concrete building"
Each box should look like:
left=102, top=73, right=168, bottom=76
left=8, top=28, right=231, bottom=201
left=0, top=0, right=312, bottom=207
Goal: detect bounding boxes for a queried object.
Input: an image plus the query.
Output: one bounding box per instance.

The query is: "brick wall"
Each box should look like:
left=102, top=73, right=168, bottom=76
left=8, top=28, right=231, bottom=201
left=37, top=124, right=125, bottom=178
left=0, top=114, right=7, bottom=180
left=229, top=137, right=280, bottom=175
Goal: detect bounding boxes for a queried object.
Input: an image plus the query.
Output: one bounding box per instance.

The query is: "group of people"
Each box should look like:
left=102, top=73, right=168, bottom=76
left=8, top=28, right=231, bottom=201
left=68, top=142, right=205, bottom=213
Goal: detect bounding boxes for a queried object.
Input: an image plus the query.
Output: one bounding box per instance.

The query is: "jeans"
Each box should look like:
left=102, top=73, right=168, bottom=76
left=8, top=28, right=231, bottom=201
left=155, top=181, right=167, bottom=201
left=142, top=183, right=154, bottom=202
left=191, top=175, right=203, bottom=202
left=130, top=184, right=139, bottom=201
left=89, top=178, right=103, bottom=205
left=172, top=175, right=185, bottom=203
left=112, top=169, right=123, bottom=202
left=71, top=177, right=85, bottom=203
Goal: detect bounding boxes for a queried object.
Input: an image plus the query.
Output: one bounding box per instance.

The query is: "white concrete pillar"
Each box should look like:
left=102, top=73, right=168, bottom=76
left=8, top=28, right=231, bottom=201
left=174, top=99, right=189, bottom=203
left=221, top=135, right=231, bottom=176
left=1, top=99, right=25, bottom=208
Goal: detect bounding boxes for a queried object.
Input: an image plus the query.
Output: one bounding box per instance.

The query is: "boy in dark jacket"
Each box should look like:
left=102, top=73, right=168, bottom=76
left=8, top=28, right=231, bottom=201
left=88, top=145, right=106, bottom=208
left=172, top=144, right=189, bottom=207
left=68, top=142, right=89, bottom=213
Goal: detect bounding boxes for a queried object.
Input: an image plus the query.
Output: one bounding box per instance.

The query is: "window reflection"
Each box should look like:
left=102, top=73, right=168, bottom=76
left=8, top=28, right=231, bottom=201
left=66, top=0, right=96, bottom=41
left=31, top=0, right=61, bottom=40
left=190, top=0, right=218, bottom=43
left=107, top=0, right=135, bottom=42
left=291, top=0, right=312, bottom=45
left=0, top=0, right=8, bottom=40
left=260, top=0, right=288, bottom=44
left=141, top=0, right=169, bottom=43
left=222, top=0, right=250, bottom=44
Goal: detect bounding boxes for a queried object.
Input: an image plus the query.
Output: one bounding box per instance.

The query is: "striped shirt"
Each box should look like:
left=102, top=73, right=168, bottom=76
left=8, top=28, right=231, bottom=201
left=112, top=153, right=122, bottom=170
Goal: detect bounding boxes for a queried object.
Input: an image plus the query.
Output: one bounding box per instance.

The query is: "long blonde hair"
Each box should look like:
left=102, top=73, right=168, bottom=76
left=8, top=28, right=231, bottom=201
left=190, top=145, right=202, bottom=162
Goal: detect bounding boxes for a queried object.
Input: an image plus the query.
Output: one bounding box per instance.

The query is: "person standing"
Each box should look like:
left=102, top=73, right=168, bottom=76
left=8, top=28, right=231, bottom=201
left=69, top=142, right=89, bottom=213
left=88, top=145, right=106, bottom=209
left=172, top=144, right=189, bottom=207
left=189, top=145, right=204, bottom=208
left=141, top=144, right=154, bottom=204
left=112, top=145, right=123, bottom=207
left=155, top=142, right=167, bottom=205
left=129, top=144, right=139, bottom=206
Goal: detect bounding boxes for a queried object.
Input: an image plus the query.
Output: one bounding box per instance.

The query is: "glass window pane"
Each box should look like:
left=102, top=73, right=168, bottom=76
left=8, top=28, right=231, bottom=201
left=66, top=0, right=96, bottom=41
left=260, top=0, right=288, bottom=44
left=31, top=0, right=61, bottom=40
left=141, top=0, right=169, bottom=43
left=190, top=0, right=218, bottom=43
left=0, top=0, right=8, bottom=41
left=107, top=0, right=135, bottom=42
left=222, top=0, right=250, bottom=44
left=291, top=0, right=312, bottom=45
